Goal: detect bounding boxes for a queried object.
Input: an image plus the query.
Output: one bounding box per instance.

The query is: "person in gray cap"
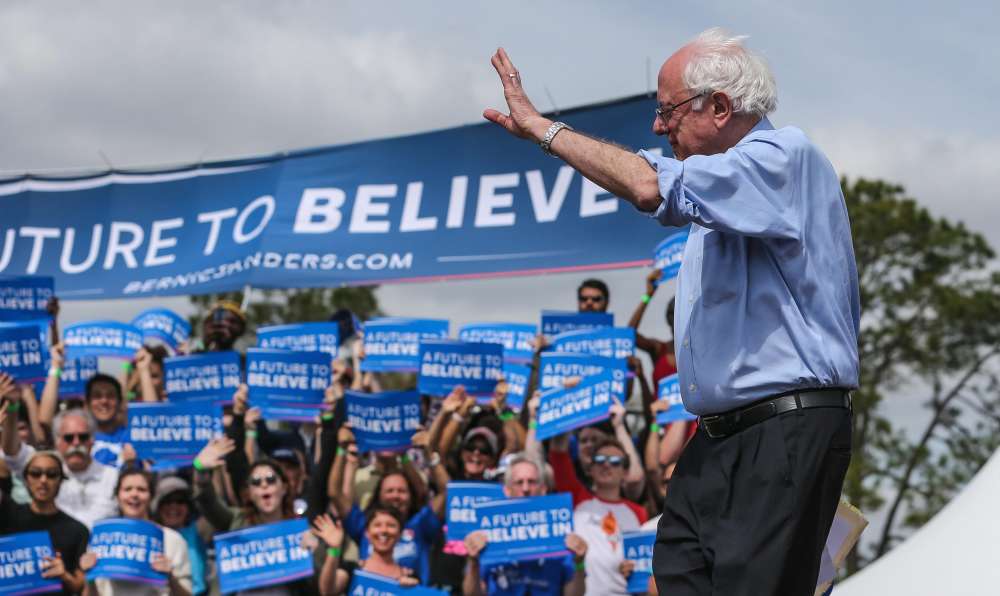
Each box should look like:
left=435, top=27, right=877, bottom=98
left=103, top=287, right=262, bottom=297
left=152, top=476, right=210, bottom=596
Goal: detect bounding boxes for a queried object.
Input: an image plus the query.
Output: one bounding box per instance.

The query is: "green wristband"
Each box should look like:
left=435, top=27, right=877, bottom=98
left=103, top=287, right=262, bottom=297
left=641, top=293, right=652, bottom=304
left=528, top=420, right=538, bottom=430
left=499, top=411, right=515, bottom=422
left=6, top=401, right=21, bottom=413
left=326, top=546, right=342, bottom=558
left=321, top=412, right=334, bottom=421
left=336, top=447, right=346, bottom=456
left=650, top=422, right=662, bottom=433
left=48, top=366, right=62, bottom=379
left=574, top=560, right=586, bottom=572
left=121, top=361, right=133, bottom=372
left=246, top=430, right=258, bottom=438
left=399, top=453, right=411, bottom=465
left=192, top=457, right=205, bottom=472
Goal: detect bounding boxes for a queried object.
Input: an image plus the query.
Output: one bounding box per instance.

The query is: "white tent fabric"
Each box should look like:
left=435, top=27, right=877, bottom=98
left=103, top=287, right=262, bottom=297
left=834, top=447, right=1000, bottom=595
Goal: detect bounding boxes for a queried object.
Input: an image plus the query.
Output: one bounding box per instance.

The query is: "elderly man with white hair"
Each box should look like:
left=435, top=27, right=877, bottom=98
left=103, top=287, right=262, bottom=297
left=3, top=398, right=119, bottom=528
left=485, top=28, right=859, bottom=595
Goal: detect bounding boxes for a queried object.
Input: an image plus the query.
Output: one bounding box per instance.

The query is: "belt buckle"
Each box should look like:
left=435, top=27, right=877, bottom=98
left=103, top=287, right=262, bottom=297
left=701, top=414, right=725, bottom=439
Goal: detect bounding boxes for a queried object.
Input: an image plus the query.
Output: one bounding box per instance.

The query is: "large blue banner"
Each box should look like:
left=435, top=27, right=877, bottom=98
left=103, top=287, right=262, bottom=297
left=622, top=530, right=656, bottom=593
left=246, top=348, right=330, bottom=421
left=0, top=95, right=675, bottom=299
left=0, top=277, right=53, bottom=321
left=458, top=322, right=537, bottom=364
left=164, top=351, right=242, bottom=403
left=538, top=352, right=626, bottom=401
left=0, top=531, right=61, bottom=595
left=131, top=308, right=191, bottom=352
left=345, top=390, right=422, bottom=453
left=536, top=372, right=615, bottom=440
left=360, top=318, right=449, bottom=372
left=445, top=481, right=506, bottom=542
left=550, top=326, right=635, bottom=360
left=473, top=493, right=574, bottom=566
left=540, top=310, right=613, bottom=336
left=0, top=322, right=48, bottom=382
left=64, top=321, right=143, bottom=359
left=654, top=228, right=689, bottom=282
left=257, top=322, right=340, bottom=357
left=417, top=339, right=503, bottom=397
left=127, top=401, right=222, bottom=469
left=216, top=519, right=313, bottom=594
left=656, top=373, right=697, bottom=425
left=87, top=518, right=166, bottom=585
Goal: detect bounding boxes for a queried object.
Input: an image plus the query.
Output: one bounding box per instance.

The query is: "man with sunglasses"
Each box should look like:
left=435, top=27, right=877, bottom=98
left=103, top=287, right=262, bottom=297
left=3, top=397, right=118, bottom=528
left=577, top=279, right=609, bottom=313
left=485, top=27, right=858, bottom=596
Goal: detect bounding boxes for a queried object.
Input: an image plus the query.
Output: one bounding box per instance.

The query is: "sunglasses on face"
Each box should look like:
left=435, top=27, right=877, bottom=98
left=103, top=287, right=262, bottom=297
left=464, top=444, right=493, bottom=456
left=249, top=474, right=279, bottom=487
left=592, top=454, right=625, bottom=467
left=61, top=432, right=91, bottom=444
left=578, top=295, right=604, bottom=304
left=26, top=468, right=62, bottom=480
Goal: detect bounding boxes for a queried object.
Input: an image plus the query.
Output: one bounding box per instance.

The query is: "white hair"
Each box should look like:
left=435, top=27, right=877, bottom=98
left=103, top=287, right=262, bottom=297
left=504, top=452, right=552, bottom=491
left=683, top=27, right=777, bottom=118
left=53, top=408, right=98, bottom=438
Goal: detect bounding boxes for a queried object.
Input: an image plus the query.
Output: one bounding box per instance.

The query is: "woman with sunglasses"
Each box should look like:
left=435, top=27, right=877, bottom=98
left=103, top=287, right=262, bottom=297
left=193, top=437, right=343, bottom=595
left=0, top=447, right=89, bottom=595
left=78, top=466, right=193, bottom=596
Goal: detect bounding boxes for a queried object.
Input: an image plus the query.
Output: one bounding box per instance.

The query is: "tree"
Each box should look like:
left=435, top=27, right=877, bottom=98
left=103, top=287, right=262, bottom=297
left=842, top=177, right=1000, bottom=573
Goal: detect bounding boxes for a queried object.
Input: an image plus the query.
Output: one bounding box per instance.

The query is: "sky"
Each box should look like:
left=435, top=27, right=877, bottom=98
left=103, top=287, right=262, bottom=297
left=2, top=1, right=997, bottom=430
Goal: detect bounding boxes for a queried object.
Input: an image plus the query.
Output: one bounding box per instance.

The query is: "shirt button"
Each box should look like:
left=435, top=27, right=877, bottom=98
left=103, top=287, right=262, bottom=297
left=688, top=295, right=694, bottom=304
left=689, top=384, right=697, bottom=392
left=683, top=338, right=689, bottom=348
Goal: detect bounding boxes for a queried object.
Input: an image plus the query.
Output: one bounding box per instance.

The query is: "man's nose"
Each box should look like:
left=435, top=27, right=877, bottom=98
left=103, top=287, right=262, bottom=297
left=652, top=115, right=667, bottom=136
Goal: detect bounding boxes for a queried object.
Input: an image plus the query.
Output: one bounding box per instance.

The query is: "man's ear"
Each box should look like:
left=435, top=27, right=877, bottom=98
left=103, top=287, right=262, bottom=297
left=711, top=91, right=733, bottom=129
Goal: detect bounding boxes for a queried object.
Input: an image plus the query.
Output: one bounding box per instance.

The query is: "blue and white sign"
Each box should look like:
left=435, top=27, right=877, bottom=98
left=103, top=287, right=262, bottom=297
left=622, top=530, right=656, bottom=593
left=501, top=362, right=532, bottom=411
left=417, top=339, right=503, bottom=397
left=164, top=351, right=242, bottom=403
left=654, top=229, right=689, bottom=282
left=0, top=531, right=61, bottom=595
left=216, top=519, right=313, bottom=594
left=247, top=348, right=331, bottom=421
left=473, top=493, right=574, bottom=566
left=131, top=308, right=191, bottom=352
left=87, top=518, right=165, bottom=586
left=360, top=318, right=449, bottom=372
left=538, top=352, right=626, bottom=401
left=656, top=373, right=696, bottom=425
left=58, top=356, right=100, bottom=398
left=458, top=323, right=537, bottom=364
left=0, top=95, right=674, bottom=300
left=446, top=482, right=506, bottom=542
left=550, top=326, right=635, bottom=360
left=0, top=322, right=48, bottom=382
left=540, top=310, right=613, bottom=336
left=64, top=321, right=143, bottom=359
left=345, top=390, right=422, bottom=453
left=347, top=570, right=448, bottom=596
left=128, top=402, right=222, bottom=469
left=0, top=277, right=54, bottom=322
left=257, top=323, right=340, bottom=357
left=536, top=372, right=615, bottom=440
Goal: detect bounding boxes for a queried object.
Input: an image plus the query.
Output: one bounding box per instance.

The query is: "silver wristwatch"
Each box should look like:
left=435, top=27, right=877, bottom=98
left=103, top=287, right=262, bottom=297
left=539, top=121, right=572, bottom=156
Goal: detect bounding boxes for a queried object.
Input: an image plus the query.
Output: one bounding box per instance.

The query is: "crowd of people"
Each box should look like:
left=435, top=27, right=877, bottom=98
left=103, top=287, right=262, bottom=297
left=0, top=269, right=689, bottom=595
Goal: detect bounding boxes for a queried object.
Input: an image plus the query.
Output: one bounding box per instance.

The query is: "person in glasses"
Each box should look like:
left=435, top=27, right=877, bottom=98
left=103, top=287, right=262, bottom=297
left=199, top=300, right=247, bottom=353
left=577, top=279, right=610, bottom=313
left=79, top=466, right=193, bottom=596
left=3, top=389, right=118, bottom=528
left=0, top=448, right=90, bottom=595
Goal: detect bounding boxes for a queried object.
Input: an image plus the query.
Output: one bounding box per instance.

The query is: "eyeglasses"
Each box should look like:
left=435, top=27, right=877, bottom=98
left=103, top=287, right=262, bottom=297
left=249, top=474, right=279, bottom=487
left=592, top=454, right=625, bottom=467
left=655, top=91, right=708, bottom=123
left=26, top=468, right=62, bottom=480
left=61, top=432, right=91, bottom=444
left=464, top=444, right=493, bottom=456
left=578, top=295, right=605, bottom=304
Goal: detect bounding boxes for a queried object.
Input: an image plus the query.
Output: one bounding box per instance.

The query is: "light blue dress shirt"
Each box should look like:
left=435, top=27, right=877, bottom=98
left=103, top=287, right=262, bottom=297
left=640, top=118, right=860, bottom=415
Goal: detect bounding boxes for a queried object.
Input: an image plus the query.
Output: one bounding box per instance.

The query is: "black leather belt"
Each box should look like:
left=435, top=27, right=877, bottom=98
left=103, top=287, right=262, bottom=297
left=699, top=388, right=852, bottom=439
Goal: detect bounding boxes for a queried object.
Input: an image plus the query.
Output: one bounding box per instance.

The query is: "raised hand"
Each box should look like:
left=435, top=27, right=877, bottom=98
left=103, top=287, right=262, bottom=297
left=195, top=436, right=236, bottom=469
left=646, top=268, right=662, bottom=296
left=232, top=384, right=249, bottom=415
left=565, top=532, right=588, bottom=563
left=311, top=513, right=345, bottom=548
left=0, top=373, right=16, bottom=399
left=484, top=48, right=549, bottom=141
left=464, top=530, right=489, bottom=559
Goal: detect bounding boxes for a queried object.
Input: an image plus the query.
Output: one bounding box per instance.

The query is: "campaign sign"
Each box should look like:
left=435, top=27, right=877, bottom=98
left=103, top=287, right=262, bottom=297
left=540, top=310, right=613, bottom=337
left=0, top=530, right=61, bottom=595
left=656, top=374, right=696, bottom=425
left=216, top=518, right=313, bottom=594
left=246, top=348, right=331, bottom=421
left=64, top=321, right=143, bottom=359
left=345, top=390, right=421, bottom=453
left=417, top=339, right=503, bottom=397
left=538, top=352, right=626, bottom=402
left=623, top=531, right=657, bottom=593
left=0, top=322, right=47, bottom=382
left=446, top=482, right=506, bottom=542
left=128, top=402, right=222, bottom=469
left=550, top=326, right=635, bottom=360
left=473, top=493, right=574, bottom=566
left=87, top=518, right=165, bottom=585
left=536, top=372, right=615, bottom=441
left=58, top=356, right=100, bottom=398
left=654, top=229, right=689, bottom=282
left=131, top=308, right=191, bottom=352
left=164, top=351, right=242, bottom=403
left=501, top=362, right=532, bottom=411
left=257, top=322, right=340, bottom=357
left=0, top=276, right=53, bottom=321
left=458, top=323, right=537, bottom=364
left=348, top=570, right=449, bottom=596
left=360, top=318, right=449, bottom=372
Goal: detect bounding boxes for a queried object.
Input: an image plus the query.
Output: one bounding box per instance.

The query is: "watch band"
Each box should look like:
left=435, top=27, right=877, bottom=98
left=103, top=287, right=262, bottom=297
left=539, top=122, right=572, bottom=156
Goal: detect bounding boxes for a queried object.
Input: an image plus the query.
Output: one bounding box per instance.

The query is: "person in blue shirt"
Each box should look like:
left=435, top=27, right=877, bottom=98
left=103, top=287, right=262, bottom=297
left=80, top=373, right=129, bottom=467
left=484, top=27, right=858, bottom=596
left=463, top=452, right=588, bottom=596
